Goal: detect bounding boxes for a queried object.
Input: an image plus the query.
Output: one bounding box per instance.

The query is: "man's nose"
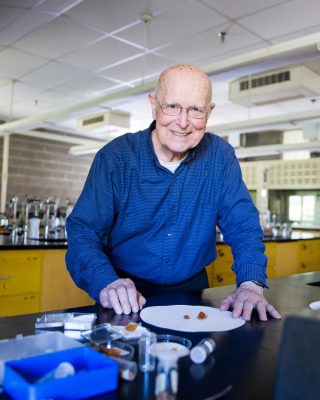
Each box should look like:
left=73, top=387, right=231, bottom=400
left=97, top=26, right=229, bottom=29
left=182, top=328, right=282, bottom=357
left=177, top=108, right=189, bottom=127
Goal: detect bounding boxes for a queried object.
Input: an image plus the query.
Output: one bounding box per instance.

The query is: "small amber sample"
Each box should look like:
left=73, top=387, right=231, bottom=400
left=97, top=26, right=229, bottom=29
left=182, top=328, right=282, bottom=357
left=101, top=347, right=121, bottom=357
left=183, top=314, right=190, bottom=319
left=125, top=322, right=138, bottom=331
left=197, top=311, right=207, bottom=320
left=89, top=344, right=121, bottom=358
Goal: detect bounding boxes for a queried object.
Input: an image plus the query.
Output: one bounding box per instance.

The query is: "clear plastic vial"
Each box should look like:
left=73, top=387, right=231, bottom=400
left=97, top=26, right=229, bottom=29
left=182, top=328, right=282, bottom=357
left=139, top=330, right=157, bottom=372
left=190, top=338, right=216, bottom=364
left=110, top=357, right=137, bottom=381
left=155, top=351, right=179, bottom=400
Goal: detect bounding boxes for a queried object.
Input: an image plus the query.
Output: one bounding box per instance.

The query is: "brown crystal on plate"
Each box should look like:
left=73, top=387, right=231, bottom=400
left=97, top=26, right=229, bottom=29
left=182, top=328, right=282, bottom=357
left=183, top=314, right=190, bottom=319
left=197, top=311, right=207, bottom=320
left=125, top=322, right=138, bottom=331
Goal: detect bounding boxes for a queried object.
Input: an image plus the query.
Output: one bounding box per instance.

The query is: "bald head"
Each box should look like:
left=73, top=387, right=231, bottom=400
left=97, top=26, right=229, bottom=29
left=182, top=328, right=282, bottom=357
left=155, top=64, right=212, bottom=105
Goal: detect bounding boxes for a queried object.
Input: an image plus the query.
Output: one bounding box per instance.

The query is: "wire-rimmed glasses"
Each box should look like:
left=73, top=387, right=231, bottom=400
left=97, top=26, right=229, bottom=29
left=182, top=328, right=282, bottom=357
left=155, top=96, right=210, bottom=119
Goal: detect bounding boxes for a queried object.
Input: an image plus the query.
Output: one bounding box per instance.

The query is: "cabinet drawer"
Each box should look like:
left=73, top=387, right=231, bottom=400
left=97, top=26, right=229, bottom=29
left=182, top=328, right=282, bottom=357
left=298, top=240, right=320, bottom=272
left=0, top=293, right=40, bottom=316
left=211, top=271, right=235, bottom=287
left=0, top=251, right=42, bottom=295
left=216, top=245, right=234, bottom=263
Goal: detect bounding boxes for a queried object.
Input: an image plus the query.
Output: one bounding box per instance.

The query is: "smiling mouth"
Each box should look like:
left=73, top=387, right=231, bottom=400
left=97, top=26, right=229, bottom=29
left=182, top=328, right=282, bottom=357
left=172, top=130, right=191, bottom=137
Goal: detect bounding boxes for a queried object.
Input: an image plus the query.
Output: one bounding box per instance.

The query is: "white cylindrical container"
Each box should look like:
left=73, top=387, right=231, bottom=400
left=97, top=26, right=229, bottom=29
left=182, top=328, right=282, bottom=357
left=155, top=351, right=179, bottom=400
left=190, top=338, right=216, bottom=364
left=27, top=216, right=40, bottom=239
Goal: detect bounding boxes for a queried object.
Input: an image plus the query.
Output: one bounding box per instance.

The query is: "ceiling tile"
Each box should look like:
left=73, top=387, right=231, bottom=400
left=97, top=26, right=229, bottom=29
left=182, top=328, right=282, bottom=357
left=3, top=101, right=57, bottom=119
left=34, top=0, right=83, bottom=14
left=239, top=0, right=320, bottom=41
left=201, top=0, right=286, bottom=19
left=158, top=23, right=261, bottom=65
left=0, top=9, right=57, bottom=46
left=0, top=0, right=39, bottom=7
left=13, top=14, right=102, bottom=59
left=29, top=89, right=82, bottom=108
left=60, top=36, right=142, bottom=70
left=56, top=75, right=116, bottom=97
left=116, top=0, right=228, bottom=49
left=99, top=53, right=171, bottom=83
left=21, top=61, right=88, bottom=89
left=0, top=47, right=48, bottom=79
left=0, top=5, right=26, bottom=31
left=0, top=81, right=43, bottom=102
left=66, top=0, right=181, bottom=34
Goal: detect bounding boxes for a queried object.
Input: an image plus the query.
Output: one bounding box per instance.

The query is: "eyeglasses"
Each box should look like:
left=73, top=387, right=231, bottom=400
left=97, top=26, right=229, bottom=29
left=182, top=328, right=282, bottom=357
left=155, top=96, right=210, bottom=119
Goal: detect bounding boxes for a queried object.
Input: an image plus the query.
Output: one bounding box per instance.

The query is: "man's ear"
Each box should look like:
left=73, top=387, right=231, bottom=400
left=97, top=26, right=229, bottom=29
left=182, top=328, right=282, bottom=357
left=148, top=93, right=157, bottom=120
left=206, top=102, right=216, bottom=121
left=209, top=102, right=216, bottom=112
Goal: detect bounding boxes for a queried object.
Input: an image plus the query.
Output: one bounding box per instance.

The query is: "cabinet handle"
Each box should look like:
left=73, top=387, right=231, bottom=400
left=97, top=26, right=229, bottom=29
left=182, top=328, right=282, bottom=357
left=300, top=263, right=306, bottom=269
left=218, top=249, right=225, bottom=257
left=0, top=275, right=11, bottom=280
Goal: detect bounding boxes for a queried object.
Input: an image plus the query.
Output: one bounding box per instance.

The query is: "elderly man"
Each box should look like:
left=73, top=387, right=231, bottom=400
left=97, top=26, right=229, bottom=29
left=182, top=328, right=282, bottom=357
left=66, top=64, right=281, bottom=322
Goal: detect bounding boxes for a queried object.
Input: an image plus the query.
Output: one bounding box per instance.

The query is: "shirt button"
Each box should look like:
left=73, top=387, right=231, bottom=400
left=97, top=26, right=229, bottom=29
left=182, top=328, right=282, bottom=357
left=173, top=178, right=176, bottom=184
left=167, top=233, right=173, bottom=237
left=171, top=206, right=175, bottom=211
left=165, top=258, right=169, bottom=263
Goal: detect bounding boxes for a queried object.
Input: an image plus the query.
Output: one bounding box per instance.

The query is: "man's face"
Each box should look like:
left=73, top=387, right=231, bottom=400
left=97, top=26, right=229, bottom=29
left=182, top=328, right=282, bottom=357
left=149, top=69, right=214, bottom=161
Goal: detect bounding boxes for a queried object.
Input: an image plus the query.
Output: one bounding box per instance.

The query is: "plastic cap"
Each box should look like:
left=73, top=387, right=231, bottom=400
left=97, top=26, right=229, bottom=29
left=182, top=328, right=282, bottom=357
left=190, top=346, right=207, bottom=364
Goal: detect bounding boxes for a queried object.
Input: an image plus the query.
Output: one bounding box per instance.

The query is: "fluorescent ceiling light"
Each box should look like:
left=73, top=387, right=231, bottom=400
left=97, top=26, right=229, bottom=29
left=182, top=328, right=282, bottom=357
left=77, top=110, right=130, bottom=135
left=235, top=140, right=320, bottom=158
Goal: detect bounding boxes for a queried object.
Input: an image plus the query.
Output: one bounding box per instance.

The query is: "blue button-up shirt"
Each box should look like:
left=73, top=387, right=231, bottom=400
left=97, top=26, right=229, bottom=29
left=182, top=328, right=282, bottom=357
left=66, top=121, right=267, bottom=301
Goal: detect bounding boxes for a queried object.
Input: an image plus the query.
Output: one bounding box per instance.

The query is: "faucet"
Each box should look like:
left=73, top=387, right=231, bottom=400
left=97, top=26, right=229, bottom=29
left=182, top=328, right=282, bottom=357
left=64, top=198, right=74, bottom=239
left=9, top=195, right=19, bottom=237
left=43, top=197, right=59, bottom=238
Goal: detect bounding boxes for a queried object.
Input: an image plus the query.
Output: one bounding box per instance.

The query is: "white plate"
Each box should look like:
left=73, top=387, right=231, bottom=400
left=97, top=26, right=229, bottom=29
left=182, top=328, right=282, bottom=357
left=140, top=305, right=245, bottom=332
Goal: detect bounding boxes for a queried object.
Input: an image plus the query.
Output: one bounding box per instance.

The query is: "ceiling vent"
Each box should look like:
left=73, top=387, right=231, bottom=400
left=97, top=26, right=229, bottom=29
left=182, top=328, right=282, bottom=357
left=77, top=110, right=130, bottom=133
left=229, top=66, right=320, bottom=106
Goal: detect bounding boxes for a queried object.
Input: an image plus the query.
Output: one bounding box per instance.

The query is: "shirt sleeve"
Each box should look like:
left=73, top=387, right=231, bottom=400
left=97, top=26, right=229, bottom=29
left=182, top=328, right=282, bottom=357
left=65, top=149, right=120, bottom=302
left=216, top=145, right=268, bottom=286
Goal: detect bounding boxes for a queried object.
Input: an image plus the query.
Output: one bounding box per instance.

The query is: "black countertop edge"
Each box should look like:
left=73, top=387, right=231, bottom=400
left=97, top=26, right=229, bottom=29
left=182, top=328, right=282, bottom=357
left=1, top=231, right=320, bottom=250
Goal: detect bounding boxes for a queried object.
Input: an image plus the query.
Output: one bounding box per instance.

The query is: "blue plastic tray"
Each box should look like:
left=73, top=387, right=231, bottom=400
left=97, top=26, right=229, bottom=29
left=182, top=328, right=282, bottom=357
left=4, top=346, right=118, bottom=400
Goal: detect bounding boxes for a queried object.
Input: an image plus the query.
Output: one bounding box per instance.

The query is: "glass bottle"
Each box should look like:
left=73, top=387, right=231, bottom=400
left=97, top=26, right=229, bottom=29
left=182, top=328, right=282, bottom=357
left=190, top=338, right=216, bottom=364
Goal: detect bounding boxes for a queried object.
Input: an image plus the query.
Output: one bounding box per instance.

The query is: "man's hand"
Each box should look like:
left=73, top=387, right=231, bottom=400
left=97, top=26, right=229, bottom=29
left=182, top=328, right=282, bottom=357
left=99, top=278, right=146, bottom=315
left=219, top=281, right=281, bottom=321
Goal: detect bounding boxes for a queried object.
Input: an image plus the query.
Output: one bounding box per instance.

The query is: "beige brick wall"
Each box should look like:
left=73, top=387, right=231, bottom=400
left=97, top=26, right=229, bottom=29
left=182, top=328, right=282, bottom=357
left=0, top=135, right=94, bottom=207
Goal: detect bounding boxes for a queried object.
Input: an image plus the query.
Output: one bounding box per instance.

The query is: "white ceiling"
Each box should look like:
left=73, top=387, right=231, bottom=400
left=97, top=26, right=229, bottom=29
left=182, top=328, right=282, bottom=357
left=0, top=0, right=320, bottom=155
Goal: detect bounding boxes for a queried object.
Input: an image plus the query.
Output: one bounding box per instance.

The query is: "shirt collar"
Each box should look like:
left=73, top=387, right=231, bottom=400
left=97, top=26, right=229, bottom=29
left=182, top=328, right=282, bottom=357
left=146, top=120, right=200, bottom=164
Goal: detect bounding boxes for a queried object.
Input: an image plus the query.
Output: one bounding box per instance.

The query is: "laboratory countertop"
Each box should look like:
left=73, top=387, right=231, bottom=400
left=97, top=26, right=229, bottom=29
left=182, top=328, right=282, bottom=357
left=0, top=232, right=67, bottom=250
left=1, top=271, right=320, bottom=400
left=0, top=230, right=320, bottom=250
left=216, top=230, right=320, bottom=244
